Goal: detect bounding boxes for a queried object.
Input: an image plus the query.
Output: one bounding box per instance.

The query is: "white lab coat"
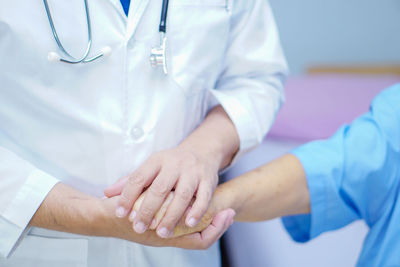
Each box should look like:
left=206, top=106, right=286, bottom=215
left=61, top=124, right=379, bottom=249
left=0, top=0, right=287, bottom=266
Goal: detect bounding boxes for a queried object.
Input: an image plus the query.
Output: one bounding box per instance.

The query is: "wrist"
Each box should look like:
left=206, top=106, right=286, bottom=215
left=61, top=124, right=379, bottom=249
left=209, top=184, right=238, bottom=216
left=179, top=106, right=239, bottom=171
left=178, top=140, right=223, bottom=171
left=94, top=197, right=122, bottom=238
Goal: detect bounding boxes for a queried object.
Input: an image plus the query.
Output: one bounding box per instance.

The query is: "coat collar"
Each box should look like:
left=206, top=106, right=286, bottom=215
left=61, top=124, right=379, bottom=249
left=106, top=0, right=151, bottom=41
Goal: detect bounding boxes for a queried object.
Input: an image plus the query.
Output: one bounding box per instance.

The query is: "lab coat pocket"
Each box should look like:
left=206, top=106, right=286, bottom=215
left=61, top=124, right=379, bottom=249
left=6, top=234, right=88, bottom=267
left=167, top=0, right=231, bottom=97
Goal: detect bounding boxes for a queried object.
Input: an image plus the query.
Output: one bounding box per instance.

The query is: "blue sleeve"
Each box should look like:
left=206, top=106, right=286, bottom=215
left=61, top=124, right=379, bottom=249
left=282, top=84, right=400, bottom=243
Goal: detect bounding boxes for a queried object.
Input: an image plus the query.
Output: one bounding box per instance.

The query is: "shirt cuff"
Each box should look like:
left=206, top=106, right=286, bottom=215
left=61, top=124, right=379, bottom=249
left=281, top=147, right=328, bottom=243
left=207, top=89, right=263, bottom=171
left=0, top=169, right=59, bottom=258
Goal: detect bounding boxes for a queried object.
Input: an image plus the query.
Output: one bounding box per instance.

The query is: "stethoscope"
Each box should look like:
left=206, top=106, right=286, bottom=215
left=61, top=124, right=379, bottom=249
left=44, top=0, right=170, bottom=74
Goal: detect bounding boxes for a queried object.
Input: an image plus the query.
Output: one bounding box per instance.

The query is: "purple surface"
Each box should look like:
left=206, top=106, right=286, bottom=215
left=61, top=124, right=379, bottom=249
left=269, top=74, right=400, bottom=141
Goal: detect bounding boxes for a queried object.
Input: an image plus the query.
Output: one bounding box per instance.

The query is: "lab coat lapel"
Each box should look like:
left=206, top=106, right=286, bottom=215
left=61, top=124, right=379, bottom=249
left=106, top=0, right=127, bottom=19
left=126, top=0, right=150, bottom=40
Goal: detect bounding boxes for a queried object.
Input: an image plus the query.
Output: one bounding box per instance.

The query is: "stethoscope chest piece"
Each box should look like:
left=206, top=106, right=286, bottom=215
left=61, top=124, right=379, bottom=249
left=150, top=35, right=168, bottom=75
left=149, top=0, right=169, bottom=75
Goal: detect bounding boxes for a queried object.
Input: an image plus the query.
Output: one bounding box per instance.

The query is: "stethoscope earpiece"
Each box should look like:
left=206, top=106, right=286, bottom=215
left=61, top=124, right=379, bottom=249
left=101, top=46, right=113, bottom=57
left=48, top=52, right=61, bottom=63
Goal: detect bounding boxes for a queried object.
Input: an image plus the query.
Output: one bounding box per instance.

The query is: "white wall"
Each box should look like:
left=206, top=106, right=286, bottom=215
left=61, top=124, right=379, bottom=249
left=269, top=0, right=400, bottom=74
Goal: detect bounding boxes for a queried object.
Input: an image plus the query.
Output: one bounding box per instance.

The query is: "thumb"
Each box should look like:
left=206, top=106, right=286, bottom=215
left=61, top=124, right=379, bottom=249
left=104, top=177, right=128, bottom=198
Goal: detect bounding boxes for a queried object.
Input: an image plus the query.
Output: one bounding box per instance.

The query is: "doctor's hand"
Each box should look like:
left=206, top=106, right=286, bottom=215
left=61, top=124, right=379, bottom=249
left=104, top=105, right=239, bottom=238
left=104, top=145, right=220, bottom=238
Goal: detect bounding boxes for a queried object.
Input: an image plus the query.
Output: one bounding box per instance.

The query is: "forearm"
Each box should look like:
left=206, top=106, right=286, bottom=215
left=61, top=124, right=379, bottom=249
left=210, top=154, right=310, bottom=222
left=180, top=105, right=240, bottom=170
left=29, top=183, right=196, bottom=244
left=29, top=183, right=110, bottom=236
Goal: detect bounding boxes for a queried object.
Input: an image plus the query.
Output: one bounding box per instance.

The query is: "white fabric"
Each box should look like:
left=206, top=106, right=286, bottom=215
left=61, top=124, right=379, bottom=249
left=0, top=0, right=287, bottom=265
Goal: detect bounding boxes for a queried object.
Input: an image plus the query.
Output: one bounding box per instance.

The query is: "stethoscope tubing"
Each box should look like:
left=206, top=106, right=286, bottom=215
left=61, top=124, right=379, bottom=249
left=159, top=0, right=169, bottom=33
left=44, top=0, right=170, bottom=67
left=43, top=0, right=103, bottom=64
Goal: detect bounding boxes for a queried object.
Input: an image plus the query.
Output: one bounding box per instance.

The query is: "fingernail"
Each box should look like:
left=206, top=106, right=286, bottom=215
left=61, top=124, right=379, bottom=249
left=157, top=227, right=170, bottom=238
left=129, top=211, right=136, bottom=222
left=116, top=206, right=127, bottom=218
left=134, top=221, right=147, bottom=234
left=187, top=217, right=197, bottom=227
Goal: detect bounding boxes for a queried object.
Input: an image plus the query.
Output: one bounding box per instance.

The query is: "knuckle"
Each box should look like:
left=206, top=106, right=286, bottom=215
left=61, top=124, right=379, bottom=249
left=196, top=205, right=208, bottom=216
left=149, top=183, right=169, bottom=197
left=177, top=188, right=192, bottom=202
left=177, top=154, right=196, bottom=168
left=118, top=194, right=132, bottom=207
left=174, top=158, right=185, bottom=169
left=186, top=154, right=198, bottom=167
left=202, top=188, right=212, bottom=201
left=195, top=199, right=209, bottom=215
left=164, top=215, right=180, bottom=226
left=127, top=175, right=145, bottom=186
left=140, top=206, right=155, bottom=219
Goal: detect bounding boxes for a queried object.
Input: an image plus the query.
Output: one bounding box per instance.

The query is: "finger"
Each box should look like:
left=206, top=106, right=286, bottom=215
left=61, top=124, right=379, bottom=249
left=131, top=191, right=175, bottom=227
left=104, top=177, right=128, bottom=198
left=129, top=191, right=147, bottom=222
left=200, top=209, right=235, bottom=242
left=150, top=191, right=175, bottom=230
left=133, top=169, right=178, bottom=234
left=171, top=206, right=211, bottom=238
left=186, top=180, right=214, bottom=227
left=156, top=177, right=197, bottom=238
left=116, top=161, right=161, bottom=218
left=171, top=209, right=235, bottom=250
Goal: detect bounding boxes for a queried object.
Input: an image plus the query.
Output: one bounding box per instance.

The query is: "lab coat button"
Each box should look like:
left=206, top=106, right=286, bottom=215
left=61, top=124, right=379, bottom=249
left=131, top=127, right=144, bottom=139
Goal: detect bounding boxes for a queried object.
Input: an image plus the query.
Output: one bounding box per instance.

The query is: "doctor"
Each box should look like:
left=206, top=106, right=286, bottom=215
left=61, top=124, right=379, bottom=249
left=0, top=0, right=287, bottom=267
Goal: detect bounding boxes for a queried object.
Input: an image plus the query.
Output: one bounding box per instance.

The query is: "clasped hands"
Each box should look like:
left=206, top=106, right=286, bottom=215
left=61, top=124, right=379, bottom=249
left=104, top=144, right=235, bottom=249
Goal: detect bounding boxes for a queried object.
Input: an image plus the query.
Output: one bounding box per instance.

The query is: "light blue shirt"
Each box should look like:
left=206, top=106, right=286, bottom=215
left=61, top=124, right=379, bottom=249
left=283, top=84, right=400, bottom=266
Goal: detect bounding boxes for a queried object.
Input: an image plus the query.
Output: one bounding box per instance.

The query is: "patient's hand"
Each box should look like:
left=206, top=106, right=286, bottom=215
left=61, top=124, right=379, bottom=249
left=132, top=191, right=214, bottom=237
left=101, top=195, right=234, bottom=250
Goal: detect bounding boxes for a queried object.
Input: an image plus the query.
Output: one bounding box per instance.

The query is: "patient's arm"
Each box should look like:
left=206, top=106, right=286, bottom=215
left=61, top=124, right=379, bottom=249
left=139, top=154, right=310, bottom=235
left=212, top=154, right=310, bottom=222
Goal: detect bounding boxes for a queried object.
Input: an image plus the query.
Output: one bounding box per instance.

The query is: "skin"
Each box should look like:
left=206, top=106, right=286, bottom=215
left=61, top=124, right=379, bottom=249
left=131, top=191, right=215, bottom=237
left=29, top=153, right=309, bottom=250
left=30, top=182, right=235, bottom=250
left=210, top=154, right=310, bottom=222
left=104, top=105, right=240, bottom=238
left=148, top=154, right=311, bottom=232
